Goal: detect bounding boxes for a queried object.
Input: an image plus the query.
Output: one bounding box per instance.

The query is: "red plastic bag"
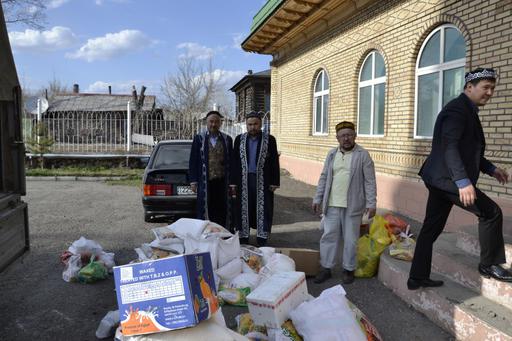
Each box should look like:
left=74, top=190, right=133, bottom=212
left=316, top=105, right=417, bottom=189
left=384, top=214, right=409, bottom=235
left=60, top=250, right=73, bottom=265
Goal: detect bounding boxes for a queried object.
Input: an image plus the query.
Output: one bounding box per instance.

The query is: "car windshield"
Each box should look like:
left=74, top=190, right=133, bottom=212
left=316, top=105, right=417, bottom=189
left=152, top=144, right=191, bottom=169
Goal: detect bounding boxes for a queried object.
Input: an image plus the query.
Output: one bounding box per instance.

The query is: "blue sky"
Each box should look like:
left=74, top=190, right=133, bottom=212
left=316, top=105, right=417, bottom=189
left=7, top=0, right=271, bottom=110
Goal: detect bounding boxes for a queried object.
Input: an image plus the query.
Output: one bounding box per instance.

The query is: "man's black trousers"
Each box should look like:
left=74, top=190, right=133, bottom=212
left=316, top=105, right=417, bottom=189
left=207, top=177, right=227, bottom=227
left=409, top=184, right=506, bottom=280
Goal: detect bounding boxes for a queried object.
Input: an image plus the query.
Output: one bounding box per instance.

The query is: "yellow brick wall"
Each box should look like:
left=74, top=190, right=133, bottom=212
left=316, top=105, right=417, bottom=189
left=271, top=0, right=512, bottom=199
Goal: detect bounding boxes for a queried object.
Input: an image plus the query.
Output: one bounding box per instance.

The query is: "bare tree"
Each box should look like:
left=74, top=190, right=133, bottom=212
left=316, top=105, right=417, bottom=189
left=1, top=0, right=47, bottom=29
left=161, top=56, right=221, bottom=118
left=45, top=77, right=69, bottom=100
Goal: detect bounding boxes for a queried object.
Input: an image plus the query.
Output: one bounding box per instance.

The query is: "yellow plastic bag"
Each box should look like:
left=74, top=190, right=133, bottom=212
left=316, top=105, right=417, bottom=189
left=355, top=235, right=388, bottom=278
left=355, top=215, right=392, bottom=278
left=369, top=215, right=392, bottom=245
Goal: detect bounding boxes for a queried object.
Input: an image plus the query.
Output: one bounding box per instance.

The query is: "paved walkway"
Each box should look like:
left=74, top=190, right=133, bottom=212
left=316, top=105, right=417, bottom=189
left=0, top=175, right=451, bottom=340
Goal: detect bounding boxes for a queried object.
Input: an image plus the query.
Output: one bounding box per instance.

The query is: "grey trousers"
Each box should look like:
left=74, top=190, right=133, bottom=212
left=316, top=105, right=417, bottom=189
left=320, top=206, right=362, bottom=271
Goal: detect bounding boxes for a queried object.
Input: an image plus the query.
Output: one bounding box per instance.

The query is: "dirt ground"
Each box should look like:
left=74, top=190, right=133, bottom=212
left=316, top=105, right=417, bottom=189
left=0, top=174, right=452, bottom=340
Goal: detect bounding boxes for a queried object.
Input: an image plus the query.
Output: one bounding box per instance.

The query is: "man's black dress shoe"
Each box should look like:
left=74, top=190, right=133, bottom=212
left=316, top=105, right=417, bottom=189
left=342, top=269, right=355, bottom=284
left=314, top=267, right=332, bottom=284
left=478, top=264, right=512, bottom=282
left=407, top=278, right=444, bottom=290
left=256, top=237, right=267, bottom=247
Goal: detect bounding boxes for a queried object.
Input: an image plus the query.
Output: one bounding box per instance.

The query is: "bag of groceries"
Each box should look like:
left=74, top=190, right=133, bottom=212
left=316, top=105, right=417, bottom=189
left=384, top=213, right=410, bottom=236
left=355, top=215, right=391, bottom=278
left=389, top=227, right=416, bottom=261
left=78, top=256, right=108, bottom=283
left=218, top=286, right=251, bottom=307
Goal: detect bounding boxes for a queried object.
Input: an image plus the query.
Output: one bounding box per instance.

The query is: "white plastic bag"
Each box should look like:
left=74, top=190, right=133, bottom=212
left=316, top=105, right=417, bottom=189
left=289, top=285, right=366, bottom=341
left=68, top=236, right=103, bottom=257
left=62, top=254, right=82, bottom=282
left=183, top=235, right=220, bottom=269
left=258, top=253, right=295, bottom=283
left=258, top=247, right=275, bottom=266
left=217, top=233, right=241, bottom=267
left=134, top=243, right=154, bottom=261
left=319, top=215, right=325, bottom=231
left=229, top=273, right=260, bottom=291
left=150, top=227, right=185, bottom=253
left=168, top=218, right=208, bottom=239
left=169, top=218, right=230, bottom=240
left=96, top=310, right=120, bottom=339
left=211, top=307, right=227, bottom=327
left=98, top=252, right=116, bottom=273
left=149, top=238, right=185, bottom=254
left=267, top=328, right=288, bottom=341
left=215, top=257, right=243, bottom=283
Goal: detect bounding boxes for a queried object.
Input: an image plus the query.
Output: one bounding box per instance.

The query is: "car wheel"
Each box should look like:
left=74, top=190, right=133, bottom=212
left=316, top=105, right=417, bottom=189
left=144, top=213, right=152, bottom=223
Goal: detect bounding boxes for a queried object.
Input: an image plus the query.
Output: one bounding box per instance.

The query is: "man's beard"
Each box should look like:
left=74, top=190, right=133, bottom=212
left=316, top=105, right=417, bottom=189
left=342, top=143, right=355, bottom=151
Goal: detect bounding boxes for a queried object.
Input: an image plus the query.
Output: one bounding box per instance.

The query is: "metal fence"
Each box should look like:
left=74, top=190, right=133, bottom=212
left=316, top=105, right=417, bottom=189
left=22, top=111, right=258, bottom=155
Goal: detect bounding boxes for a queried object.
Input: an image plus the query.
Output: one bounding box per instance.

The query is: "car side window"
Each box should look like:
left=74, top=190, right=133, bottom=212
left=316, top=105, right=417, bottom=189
left=153, top=144, right=191, bottom=169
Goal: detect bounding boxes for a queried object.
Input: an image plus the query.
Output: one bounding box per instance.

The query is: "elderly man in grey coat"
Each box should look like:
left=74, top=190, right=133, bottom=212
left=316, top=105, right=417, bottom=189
left=312, top=121, right=377, bottom=284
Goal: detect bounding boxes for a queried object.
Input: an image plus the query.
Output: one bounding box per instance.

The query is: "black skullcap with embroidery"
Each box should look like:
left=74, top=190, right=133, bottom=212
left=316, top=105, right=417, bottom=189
left=246, top=111, right=262, bottom=120
left=465, top=68, right=498, bottom=85
left=335, top=121, right=356, bottom=132
left=205, top=110, right=223, bottom=119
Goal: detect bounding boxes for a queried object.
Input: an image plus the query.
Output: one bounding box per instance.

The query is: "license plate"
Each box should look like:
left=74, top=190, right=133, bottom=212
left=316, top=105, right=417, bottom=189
left=177, top=186, right=194, bottom=195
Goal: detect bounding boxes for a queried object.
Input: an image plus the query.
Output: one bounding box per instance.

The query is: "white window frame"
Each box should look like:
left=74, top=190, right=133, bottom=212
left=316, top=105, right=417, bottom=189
left=312, top=70, right=329, bottom=136
left=414, top=24, right=466, bottom=139
left=357, top=51, right=386, bottom=137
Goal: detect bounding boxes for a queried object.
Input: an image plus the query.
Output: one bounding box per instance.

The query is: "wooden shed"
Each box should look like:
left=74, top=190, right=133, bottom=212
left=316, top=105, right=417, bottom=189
left=0, top=4, right=29, bottom=272
left=230, top=69, right=271, bottom=122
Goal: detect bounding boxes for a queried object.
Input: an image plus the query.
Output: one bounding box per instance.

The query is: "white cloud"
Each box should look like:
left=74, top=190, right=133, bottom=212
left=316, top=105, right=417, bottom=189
left=86, top=80, right=159, bottom=95
left=231, top=33, right=245, bottom=49
left=177, top=42, right=223, bottom=60
left=211, top=69, right=246, bottom=86
left=27, top=5, right=40, bottom=14
left=193, top=69, right=245, bottom=90
left=66, top=29, right=152, bottom=62
left=86, top=81, right=111, bottom=92
left=8, top=26, right=77, bottom=52
left=48, top=0, right=72, bottom=8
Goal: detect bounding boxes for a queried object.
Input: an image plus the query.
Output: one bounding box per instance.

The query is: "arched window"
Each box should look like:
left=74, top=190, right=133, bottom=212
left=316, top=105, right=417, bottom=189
left=358, top=50, right=386, bottom=136
left=313, top=69, right=329, bottom=135
left=415, top=25, right=466, bottom=137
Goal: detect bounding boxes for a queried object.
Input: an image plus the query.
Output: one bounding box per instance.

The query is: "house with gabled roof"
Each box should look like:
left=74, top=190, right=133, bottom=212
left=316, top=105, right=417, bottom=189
left=230, top=69, right=271, bottom=122
left=42, top=84, right=162, bottom=148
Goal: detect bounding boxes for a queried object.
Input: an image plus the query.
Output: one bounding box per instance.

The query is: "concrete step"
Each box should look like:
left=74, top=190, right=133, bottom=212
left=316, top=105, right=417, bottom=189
left=432, top=232, right=512, bottom=311
left=379, top=251, right=512, bottom=340
left=455, top=226, right=512, bottom=263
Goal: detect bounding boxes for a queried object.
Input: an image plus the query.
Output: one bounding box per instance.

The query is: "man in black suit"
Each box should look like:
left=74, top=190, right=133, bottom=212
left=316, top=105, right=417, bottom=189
left=408, top=68, right=512, bottom=290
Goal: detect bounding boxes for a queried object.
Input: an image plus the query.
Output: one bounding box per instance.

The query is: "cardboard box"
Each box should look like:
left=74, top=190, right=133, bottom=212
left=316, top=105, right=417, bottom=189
left=113, top=252, right=218, bottom=336
left=246, top=271, right=308, bottom=328
left=276, top=248, right=320, bottom=276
